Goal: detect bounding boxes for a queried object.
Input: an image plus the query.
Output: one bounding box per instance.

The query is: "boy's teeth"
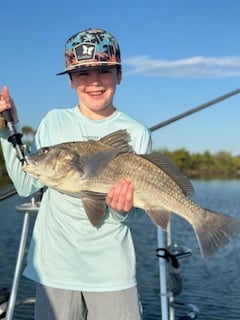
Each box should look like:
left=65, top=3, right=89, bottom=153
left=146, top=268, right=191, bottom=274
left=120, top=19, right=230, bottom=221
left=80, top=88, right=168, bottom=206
left=91, top=91, right=102, bottom=95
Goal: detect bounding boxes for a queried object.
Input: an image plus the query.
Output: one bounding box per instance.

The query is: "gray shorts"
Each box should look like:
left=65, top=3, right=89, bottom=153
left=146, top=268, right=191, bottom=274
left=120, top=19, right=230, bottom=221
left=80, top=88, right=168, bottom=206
left=34, top=284, right=142, bottom=320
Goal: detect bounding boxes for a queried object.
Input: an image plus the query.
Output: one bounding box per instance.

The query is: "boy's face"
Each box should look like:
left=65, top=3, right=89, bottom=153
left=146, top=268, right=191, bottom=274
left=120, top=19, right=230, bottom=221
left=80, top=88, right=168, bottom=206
left=70, top=67, right=122, bottom=120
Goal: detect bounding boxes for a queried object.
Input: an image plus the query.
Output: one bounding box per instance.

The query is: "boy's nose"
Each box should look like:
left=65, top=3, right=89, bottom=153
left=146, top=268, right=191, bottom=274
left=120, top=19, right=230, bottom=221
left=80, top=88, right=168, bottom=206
left=88, top=72, right=102, bottom=84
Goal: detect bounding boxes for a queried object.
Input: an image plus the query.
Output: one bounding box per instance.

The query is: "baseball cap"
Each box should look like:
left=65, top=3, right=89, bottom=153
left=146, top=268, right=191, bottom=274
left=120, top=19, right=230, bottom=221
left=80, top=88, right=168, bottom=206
left=57, top=28, right=121, bottom=75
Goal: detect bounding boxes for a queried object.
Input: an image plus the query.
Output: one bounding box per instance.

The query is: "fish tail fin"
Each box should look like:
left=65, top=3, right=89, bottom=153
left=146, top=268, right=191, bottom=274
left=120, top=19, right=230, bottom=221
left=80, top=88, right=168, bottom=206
left=192, top=208, right=240, bottom=259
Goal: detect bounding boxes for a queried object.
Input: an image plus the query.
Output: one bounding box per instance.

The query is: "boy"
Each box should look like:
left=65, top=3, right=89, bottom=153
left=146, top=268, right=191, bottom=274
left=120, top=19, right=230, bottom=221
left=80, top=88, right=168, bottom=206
left=0, top=28, right=151, bottom=320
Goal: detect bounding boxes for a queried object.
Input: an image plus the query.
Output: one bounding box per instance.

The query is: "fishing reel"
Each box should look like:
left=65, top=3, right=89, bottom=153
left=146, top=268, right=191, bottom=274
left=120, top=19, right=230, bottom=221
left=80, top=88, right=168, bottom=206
left=156, top=244, right=199, bottom=319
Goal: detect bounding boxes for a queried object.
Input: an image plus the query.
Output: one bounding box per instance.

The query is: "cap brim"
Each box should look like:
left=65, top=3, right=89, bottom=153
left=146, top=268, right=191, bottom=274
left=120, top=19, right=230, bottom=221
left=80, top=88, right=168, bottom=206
left=56, top=63, right=121, bottom=76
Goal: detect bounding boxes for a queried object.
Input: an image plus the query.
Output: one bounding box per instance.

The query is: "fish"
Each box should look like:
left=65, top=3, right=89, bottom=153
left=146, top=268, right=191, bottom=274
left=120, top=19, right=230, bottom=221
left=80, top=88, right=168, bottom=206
left=23, top=130, right=240, bottom=259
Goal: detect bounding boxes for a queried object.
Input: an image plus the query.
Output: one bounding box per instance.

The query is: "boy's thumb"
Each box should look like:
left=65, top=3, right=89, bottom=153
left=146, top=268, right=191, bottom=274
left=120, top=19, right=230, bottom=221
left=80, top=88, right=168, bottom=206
left=2, top=86, right=9, bottom=99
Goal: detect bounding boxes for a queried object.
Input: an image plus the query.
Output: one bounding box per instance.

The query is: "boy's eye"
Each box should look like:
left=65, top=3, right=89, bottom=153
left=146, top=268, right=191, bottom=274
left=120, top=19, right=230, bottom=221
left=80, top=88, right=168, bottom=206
left=100, top=70, right=111, bottom=74
left=77, top=72, right=88, bottom=77
left=100, top=69, right=110, bottom=73
left=73, top=69, right=113, bottom=79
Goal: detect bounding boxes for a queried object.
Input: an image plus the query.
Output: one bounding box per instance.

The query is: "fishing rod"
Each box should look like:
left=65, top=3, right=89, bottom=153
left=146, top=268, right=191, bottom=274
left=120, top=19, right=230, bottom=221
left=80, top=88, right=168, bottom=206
left=1, top=87, right=240, bottom=202
left=0, top=109, right=28, bottom=202
left=1, top=88, right=240, bottom=320
left=0, top=189, right=17, bottom=201
left=149, top=88, right=240, bottom=132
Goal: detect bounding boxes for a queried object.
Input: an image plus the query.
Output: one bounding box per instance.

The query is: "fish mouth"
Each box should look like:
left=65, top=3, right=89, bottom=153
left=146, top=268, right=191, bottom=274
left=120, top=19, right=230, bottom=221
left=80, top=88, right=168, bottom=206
left=22, top=163, right=40, bottom=178
left=22, top=158, right=41, bottom=178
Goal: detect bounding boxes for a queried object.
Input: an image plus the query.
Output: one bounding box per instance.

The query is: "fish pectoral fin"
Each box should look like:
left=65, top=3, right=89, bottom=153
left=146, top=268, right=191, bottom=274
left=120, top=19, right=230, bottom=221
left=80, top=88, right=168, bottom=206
left=83, top=148, right=127, bottom=179
left=81, top=197, right=106, bottom=227
left=81, top=191, right=107, bottom=227
left=145, top=208, right=171, bottom=230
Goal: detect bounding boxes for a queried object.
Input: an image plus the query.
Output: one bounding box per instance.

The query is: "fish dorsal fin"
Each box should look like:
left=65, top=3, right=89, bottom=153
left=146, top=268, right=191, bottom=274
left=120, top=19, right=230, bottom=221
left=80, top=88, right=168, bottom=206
left=141, top=153, right=194, bottom=196
left=99, top=130, right=130, bottom=151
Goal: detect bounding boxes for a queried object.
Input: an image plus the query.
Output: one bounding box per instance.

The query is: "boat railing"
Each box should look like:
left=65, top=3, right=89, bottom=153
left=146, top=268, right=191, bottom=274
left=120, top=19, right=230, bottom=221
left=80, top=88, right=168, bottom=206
left=157, top=224, right=199, bottom=320
left=0, top=195, right=40, bottom=320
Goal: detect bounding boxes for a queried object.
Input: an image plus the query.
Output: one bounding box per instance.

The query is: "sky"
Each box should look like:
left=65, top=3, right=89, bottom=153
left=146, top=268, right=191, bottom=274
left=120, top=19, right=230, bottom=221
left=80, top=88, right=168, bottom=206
left=1, top=0, right=240, bottom=155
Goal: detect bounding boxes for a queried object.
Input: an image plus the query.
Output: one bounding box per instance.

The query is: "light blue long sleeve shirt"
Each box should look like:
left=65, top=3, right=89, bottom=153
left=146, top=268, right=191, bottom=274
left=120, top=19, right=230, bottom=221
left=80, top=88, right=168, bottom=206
left=1, top=106, right=152, bottom=291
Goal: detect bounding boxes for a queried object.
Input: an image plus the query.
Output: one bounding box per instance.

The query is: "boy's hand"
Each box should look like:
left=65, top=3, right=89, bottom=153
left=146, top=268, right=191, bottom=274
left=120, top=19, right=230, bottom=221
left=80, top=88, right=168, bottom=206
left=106, top=179, right=134, bottom=213
left=0, top=86, right=19, bottom=123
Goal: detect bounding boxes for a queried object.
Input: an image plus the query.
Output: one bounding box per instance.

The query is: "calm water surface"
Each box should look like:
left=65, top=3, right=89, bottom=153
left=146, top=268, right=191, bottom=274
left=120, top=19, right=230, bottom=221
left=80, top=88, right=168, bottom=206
left=0, top=180, right=240, bottom=320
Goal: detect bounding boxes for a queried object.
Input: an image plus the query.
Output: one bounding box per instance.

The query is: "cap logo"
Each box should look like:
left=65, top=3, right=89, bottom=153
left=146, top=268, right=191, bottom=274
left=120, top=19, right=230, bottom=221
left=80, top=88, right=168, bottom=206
left=74, top=43, right=96, bottom=61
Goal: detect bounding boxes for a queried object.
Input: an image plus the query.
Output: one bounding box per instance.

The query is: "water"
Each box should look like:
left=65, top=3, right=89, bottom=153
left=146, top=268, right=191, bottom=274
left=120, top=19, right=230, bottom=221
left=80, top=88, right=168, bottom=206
left=0, top=180, right=240, bottom=320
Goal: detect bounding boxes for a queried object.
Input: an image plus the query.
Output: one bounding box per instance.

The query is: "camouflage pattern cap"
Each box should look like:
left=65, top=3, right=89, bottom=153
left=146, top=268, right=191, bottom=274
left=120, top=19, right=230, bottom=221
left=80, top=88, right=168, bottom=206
left=57, top=28, right=121, bottom=75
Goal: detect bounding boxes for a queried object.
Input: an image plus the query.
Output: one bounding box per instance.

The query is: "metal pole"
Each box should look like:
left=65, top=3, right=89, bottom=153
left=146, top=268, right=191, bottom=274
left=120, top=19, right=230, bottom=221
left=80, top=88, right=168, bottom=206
left=5, top=199, right=39, bottom=320
left=157, top=227, right=169, bottom=320
left=167, top=223, right=175, bottom=320
left=5, top=211, right=31, bottom=320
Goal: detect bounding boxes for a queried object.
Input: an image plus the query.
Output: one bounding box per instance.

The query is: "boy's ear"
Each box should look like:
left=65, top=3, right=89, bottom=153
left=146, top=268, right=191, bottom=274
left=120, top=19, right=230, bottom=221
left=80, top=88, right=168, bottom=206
left=117, top=70, right=122, bottom=84
left=68, top=74, right=74, bottom=88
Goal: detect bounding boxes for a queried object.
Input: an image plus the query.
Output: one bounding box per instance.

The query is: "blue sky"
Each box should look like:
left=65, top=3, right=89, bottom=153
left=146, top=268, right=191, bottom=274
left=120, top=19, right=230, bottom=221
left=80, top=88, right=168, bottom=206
left=1, top=0, right=240, bottom=155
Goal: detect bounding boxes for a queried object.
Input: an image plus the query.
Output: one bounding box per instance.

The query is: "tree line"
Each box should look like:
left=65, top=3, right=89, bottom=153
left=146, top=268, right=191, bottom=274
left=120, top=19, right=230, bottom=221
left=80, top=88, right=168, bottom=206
left=1, top=126, right=240, bottom=184
left=155, top=148, right=240, bottom=179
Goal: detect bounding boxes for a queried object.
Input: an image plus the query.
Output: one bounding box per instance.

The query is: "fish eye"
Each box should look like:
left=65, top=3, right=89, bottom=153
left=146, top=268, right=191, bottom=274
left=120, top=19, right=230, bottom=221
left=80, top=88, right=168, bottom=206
left=40, top=147, right=49, bottom=154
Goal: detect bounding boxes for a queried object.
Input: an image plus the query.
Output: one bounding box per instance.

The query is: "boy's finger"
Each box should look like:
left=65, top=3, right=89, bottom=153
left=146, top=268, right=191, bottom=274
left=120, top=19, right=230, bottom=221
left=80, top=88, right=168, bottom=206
left=2, top=86, right=9, bottom=99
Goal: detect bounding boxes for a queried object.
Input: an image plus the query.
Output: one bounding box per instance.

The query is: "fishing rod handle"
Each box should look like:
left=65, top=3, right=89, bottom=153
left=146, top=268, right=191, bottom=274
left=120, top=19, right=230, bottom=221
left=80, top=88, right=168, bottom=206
left=1, top=109, right=27, bottom=164
left=2, top=109, right=14, bottom=123
left=1, top=109, right=17, bottom=134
